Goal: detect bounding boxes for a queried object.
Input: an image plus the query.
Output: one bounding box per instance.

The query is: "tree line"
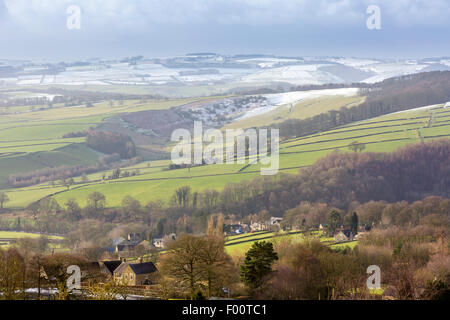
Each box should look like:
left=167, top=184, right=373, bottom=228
left=7, top=154, right=141, bottom=188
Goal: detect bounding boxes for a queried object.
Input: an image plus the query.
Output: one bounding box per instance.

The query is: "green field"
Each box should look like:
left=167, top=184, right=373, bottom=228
left=0, top=97, right=206, bottom=190
left=0, top=231, right=64, bottom=240
left=1, top=102, right=449, bottom=209
left=0, top=231, right=66, bottom=251
left=223, top=230, right=350, bottom=257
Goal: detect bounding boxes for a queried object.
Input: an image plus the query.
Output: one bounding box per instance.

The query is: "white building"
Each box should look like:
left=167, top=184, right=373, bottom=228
left=270, top=217, right=283, bottom=225
left=153, top=233, right=176, bottom=249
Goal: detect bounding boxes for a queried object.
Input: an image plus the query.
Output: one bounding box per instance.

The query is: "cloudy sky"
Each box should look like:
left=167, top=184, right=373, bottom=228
left=0, top=0, right=449, bottom=60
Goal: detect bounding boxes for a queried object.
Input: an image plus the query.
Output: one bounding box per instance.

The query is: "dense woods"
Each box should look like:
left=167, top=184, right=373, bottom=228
left=86, top=131, right=136, bottom=159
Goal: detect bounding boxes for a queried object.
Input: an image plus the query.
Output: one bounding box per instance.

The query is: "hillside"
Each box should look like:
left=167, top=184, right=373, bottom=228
left=1, top=101, right=448, bottom=209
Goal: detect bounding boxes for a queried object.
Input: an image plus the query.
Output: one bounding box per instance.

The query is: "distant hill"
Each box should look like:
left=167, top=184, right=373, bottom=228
left=420, top=63, right=450, bottom=72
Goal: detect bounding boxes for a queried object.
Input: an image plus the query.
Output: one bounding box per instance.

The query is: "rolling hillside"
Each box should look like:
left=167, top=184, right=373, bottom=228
left=2, top=102, right=449, bottom=209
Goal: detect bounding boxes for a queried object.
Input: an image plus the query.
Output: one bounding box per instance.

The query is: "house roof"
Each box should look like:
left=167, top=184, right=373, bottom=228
left=101, top=260, right=122, bottom=274
left=115, top=239, right=145, bottom=251
left=129, top=262, right=158, bottom=275
left=114, top=262, right=158, bottom=275
left=117, top=239, right=142, bottom=246
left=112, top=236, right=126, bottom=246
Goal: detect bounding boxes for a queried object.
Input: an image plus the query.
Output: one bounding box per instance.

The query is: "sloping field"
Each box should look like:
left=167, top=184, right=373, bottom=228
left=0, top=98, right=204, bottom=191
left=0, top=231, right=63, bottom=240
left=225, top=95, right=365, bottom=129
left=3, top=103, right=450, bottom=209
left=0, top=144, right=101, bottom=189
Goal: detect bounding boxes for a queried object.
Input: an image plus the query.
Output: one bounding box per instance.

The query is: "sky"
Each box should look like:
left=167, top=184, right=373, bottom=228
left=0, top=0, right=449, bottom=61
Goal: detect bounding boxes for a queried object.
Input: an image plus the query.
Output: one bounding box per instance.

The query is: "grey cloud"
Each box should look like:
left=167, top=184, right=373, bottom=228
left=0, top=0, right=449, bottom=59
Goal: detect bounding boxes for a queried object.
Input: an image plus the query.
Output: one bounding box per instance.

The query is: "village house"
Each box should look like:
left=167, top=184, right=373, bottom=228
left=250, top=221, right=267, bottom=232
left=153, top=233, right=176, bottom=249
left=334, top=229, right=354, bottom=242
left=228, top=223, right=250, bottom=235
left=113, top=261, right=158, bottom=286
left=114, top=233, right=150, bottom=253
left=269, top=217, right=283, bottom=225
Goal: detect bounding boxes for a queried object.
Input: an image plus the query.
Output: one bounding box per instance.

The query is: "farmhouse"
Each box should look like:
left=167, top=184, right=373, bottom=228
left=228, top=223, right=250, bottom=235
left=334, top=229, right=354, bottom=242
left=153, top=233, right=176, bottom=249
left=270, top=217, right=283, bottom=225
left=113, top=261, right=158, bottom=286
left=114, top=233, right=149, bottom=252
left=250, top=221, right=266, bottom=232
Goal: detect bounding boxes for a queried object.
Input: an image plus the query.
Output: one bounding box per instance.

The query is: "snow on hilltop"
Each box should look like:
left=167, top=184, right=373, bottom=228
left=237, top=88, right=360, bottom=120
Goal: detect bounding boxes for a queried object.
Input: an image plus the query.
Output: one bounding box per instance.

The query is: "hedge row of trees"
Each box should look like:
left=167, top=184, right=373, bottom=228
left=7, top=154, right=141, bottom=188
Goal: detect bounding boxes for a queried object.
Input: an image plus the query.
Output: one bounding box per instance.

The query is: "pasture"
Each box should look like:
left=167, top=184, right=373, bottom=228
left=1, top=102, right=449, bottom=209
left=223, top=230, right=354, bottom=257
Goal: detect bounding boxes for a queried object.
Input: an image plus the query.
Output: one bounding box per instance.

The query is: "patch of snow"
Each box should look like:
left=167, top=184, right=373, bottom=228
left=236, top=88, right=359, bottom=120
left=329, top=58, right=379, bottom=68
left=241, top=64, right=335, bottom=85
left=264, top=87, right=359, bottom=106
left=360, top=62, right=428, bottom=84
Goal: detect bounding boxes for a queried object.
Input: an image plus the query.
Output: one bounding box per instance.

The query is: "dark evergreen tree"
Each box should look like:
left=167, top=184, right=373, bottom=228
left=326, top=210, right=341, bottom=236
left=351, top=212, right=359, bottom=235
left=240, top=241, right=278, bottom=293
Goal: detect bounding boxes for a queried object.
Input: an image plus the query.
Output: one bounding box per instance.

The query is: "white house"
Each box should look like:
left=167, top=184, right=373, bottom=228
left=153, top=233, right=177, bottom=249
left=250, top=222, right=267, bottom=232
left=269, top=217, right=283, bottom=225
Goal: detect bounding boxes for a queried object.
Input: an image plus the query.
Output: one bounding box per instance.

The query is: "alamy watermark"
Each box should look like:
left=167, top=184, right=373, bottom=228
left=170, top=122, right=279, bottom=176
left=366, top=265, right=381, bottom=289
left=67, top=5, right=81, bottom=30
left=366, top=5, right=381, bottom=30
left=67, top=265, right=81, bottom=291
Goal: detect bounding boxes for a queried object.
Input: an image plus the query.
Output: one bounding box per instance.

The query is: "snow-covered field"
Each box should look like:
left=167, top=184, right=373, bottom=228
left=241, top=64, right=338, bottom=85
left=360, top=62, right=428, bottom=84
left=237, top=57, right=301, bottom=68
left=237, top=88, right=360, bottom=120
left=264, top=87, right=359, bottom=106
left=1, top=55, right=449, bottom=88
